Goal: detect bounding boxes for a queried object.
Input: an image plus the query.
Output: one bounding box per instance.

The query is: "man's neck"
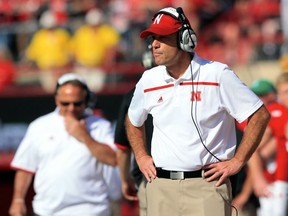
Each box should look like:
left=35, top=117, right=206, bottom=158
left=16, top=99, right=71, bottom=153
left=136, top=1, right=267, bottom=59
left=166, top=52, right=193, bottom=79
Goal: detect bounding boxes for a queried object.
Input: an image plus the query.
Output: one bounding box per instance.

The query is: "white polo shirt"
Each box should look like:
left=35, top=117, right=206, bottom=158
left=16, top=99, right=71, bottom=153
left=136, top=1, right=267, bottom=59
left=128, top=53, right=263, bottom=171
left=11, top=109, right=120, bottom=216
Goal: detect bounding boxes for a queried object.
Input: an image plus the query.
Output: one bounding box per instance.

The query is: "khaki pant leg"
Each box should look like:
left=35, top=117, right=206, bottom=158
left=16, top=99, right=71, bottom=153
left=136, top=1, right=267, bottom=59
left=137, top=179, right=147, bottom=216
left=146, top=177, right=232, bottom=216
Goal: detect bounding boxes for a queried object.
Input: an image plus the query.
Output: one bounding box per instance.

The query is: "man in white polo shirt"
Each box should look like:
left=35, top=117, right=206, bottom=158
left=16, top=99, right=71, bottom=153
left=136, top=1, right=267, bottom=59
left=125, top=7, right=271, bottom=216
left=9, top=73, right=121, bottom=216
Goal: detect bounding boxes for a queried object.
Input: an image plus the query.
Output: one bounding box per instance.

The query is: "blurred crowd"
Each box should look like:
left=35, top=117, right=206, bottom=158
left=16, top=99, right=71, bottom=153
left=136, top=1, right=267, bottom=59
left=1, top=1, right=288, bottom=216
left=0, top=0, right=285, bottom=94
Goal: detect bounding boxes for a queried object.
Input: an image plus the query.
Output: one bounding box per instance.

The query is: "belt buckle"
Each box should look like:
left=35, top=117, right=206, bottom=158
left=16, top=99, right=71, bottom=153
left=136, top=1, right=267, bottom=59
left=170, top=171, right=184, bottom=180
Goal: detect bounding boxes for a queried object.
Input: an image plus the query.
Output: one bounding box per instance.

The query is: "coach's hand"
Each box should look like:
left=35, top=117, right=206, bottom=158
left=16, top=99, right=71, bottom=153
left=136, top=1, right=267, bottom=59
left=137, top=155, right=156, bottom=183
left=64, top=115, right=88, bottom=142
left=9, top=199, right=26, bottom=216
left=203, top=158, right=242, bottom=186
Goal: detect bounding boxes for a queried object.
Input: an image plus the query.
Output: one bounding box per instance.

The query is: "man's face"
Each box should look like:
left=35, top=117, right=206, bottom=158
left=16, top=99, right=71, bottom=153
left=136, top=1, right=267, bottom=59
left=151, top=33, right=181, bottom=67
left=55, top=83, right=87, bottom=119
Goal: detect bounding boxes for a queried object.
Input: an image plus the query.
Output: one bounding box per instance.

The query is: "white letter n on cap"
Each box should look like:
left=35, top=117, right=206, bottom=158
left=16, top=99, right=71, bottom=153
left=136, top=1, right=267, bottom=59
left=153, top=14, right=164, bottom=24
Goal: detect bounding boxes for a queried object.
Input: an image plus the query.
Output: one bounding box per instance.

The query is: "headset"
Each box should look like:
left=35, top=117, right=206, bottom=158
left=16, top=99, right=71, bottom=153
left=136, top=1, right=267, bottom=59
left=190, top=67, right=238, bottom=215
left=142, top=44, right=156, bottom=69
left=152, top=7, right=197, bottom=53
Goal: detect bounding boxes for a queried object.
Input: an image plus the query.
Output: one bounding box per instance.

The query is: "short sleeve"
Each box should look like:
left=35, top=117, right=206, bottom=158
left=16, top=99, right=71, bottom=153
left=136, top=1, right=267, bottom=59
left=128, top=80, right=148, bottom=127
left=11, top=123, right=39, bottom=173
left=219, top=67, right=263, bottom=123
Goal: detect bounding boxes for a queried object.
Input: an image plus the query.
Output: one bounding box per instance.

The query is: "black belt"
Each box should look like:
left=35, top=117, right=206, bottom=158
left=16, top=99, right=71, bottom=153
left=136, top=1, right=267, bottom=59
left=156, top=168, right=202, bottom=180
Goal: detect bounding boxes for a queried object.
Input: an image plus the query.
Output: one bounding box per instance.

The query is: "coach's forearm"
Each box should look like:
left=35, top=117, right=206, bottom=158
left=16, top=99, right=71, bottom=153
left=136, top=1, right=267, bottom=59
left=234, top=105, right=270, bottom=165
left=11, top=170, right=33, bottom=201
left=125, top=116, right=148, bottom=161
left=83, top=136, right=117, bottom=166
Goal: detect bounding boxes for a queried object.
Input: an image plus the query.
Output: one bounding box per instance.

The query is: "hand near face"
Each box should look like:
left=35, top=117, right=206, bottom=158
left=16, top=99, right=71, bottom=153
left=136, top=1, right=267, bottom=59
left=64, top=115, right=89, bottom=143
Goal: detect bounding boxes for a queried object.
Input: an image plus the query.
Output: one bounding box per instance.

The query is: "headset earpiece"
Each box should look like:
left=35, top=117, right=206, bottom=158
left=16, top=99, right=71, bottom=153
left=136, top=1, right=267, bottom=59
left=178, top=25, right=197, bottom=53
left=176, top=7, right=197, bottom=52
left=153, top=7, right=197, bottom=52
left=142, top=44, right=155, bottom=69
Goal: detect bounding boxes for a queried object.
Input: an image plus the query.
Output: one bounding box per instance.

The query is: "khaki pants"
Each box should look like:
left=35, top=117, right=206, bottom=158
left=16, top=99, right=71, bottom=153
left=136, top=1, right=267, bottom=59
left=146, top=177, right=232, bottom=216
left=137, top=179, right=147, bottom=216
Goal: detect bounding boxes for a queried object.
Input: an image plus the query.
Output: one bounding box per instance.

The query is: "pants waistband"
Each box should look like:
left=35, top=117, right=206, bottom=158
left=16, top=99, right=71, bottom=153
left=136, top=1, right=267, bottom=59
left=156, top=168, right=202, bottom=180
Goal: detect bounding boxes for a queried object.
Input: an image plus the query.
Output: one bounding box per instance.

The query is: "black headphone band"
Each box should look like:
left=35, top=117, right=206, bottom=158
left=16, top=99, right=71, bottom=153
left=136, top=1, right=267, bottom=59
left=176, top=7, right=189, bottom=27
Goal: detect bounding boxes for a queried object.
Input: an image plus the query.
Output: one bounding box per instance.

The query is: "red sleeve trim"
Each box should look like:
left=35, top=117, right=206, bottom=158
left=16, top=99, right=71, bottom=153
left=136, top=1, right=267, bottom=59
left=10, top=165, right=35, bottom=175
left=115, top=143, right=131, bottom=151
left=180, top=81, right=220, bottom=86
left=144, top=82, right=219, bottom=93
left=144, top=84, right=174, bottom=93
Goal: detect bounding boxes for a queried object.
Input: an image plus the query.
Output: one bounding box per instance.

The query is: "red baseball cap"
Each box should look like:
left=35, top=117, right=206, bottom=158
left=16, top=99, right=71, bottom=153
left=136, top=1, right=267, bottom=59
left=140, top=13, right=182, bottom=38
